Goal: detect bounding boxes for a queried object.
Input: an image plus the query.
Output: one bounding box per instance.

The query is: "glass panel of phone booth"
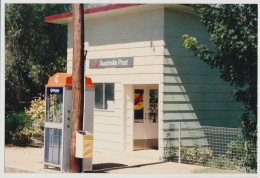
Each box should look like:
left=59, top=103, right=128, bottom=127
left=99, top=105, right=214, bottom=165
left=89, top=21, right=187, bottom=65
left=45, top=89, right=63, bottom=166
left=44, top=128, right=62, bottom=165
left=46, top=94, right=63, bottom=123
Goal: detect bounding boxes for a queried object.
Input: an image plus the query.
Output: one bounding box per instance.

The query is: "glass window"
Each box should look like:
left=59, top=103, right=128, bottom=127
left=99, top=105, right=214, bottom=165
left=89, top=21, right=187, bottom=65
left=105, top=84, right=114, bottom=110
left=94, top=83, right=114, bottom=110
left=46, top=94, right=63, bottom=123
left=94, top=83, right=104, bottom=109
left=149, top=90, right=158, bottom=123
left=44, top=128, right=62, bottom=165
left=134, top=89, right=144, bottom=123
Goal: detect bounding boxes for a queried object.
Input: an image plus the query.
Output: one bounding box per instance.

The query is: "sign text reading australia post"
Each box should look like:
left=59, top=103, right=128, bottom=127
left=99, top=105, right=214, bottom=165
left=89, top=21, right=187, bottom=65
left=89, top=57, right=134, bottom=69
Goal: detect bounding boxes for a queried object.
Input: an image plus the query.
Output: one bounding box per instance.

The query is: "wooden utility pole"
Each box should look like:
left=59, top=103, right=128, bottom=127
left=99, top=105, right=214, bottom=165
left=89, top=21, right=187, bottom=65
left=70, top=4, right=84, bottom=173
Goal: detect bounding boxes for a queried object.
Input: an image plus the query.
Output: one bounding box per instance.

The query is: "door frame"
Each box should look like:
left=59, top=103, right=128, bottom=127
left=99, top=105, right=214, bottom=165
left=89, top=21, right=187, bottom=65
left=123, top=84, right=159, bottom=153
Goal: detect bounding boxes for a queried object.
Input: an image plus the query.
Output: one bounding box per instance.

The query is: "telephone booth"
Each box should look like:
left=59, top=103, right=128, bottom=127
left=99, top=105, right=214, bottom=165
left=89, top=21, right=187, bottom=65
left=43, top=73, right=95, bottom=172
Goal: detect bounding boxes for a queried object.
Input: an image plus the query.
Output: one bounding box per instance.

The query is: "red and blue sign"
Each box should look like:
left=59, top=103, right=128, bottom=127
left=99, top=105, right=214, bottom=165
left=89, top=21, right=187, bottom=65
left=89, top=57, right=134, bottom=69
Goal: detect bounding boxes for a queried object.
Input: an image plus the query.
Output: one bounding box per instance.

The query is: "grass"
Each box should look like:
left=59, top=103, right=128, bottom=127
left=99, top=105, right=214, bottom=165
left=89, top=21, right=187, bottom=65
left=193, top=168, right=244, bottom=174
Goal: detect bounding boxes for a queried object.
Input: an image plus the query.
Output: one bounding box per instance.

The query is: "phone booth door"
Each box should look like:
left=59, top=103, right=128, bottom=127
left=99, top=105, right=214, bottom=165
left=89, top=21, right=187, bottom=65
left=44, top=87, right=63, bottom=166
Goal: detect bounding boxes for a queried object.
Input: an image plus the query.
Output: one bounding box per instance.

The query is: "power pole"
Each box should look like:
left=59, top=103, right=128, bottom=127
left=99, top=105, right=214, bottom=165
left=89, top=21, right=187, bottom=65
left=70, top=4, right=84, bottom=173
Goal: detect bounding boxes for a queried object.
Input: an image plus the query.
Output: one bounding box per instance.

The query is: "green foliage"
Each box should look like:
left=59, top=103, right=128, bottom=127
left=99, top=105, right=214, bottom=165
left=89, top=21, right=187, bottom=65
left=165, top=146, right=178, bottom=162
left=244, top=140, right=257, bottom=172
left=25, top=96, right=45, bottom=146
left=171, top=140, right=257, bottom=173
left=208, top=155, right=233, bottom=170
left=26, top=96, right=45, bottom=123
left=181, top=4, right=257, bottom=164
left=5, top=4, right=70, bottom=115
left=4, top=3, right=112, bottom=146
left=226, top=140, right=245, bottom=159
left=5, top=112, right=31, bottom=146
left=11, top=126, right=32, bottom=147
left=207, top=141, right=245, bottom=171
left=5, top=96, right=46, bottom=146
left=180, top=144, right=213, bottom=166
left=165, top=144, right=212, bottom=165
left=5, top=3, right=111, bottom=115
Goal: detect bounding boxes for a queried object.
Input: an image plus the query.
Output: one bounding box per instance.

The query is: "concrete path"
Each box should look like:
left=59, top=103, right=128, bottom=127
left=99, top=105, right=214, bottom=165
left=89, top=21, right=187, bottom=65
left=4, top=146, right=207, bottom=174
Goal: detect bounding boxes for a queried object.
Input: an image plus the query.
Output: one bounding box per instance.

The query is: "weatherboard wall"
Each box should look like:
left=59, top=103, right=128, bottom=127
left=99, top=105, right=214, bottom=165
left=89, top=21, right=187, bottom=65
left=66, top=8, right=165, bottom=153
left=162, top=8, right=242, bottom=152
left=65, top=5, right=242, bottom=156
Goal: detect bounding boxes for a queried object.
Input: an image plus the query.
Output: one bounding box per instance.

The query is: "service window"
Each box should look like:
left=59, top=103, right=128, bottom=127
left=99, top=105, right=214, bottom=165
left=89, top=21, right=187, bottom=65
left=94, top=83, right=114, bottom=110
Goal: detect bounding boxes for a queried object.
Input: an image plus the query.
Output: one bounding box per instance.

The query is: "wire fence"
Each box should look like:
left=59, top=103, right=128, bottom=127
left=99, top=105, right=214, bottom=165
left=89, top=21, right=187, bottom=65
left=164, top=123, right=257, bottom=173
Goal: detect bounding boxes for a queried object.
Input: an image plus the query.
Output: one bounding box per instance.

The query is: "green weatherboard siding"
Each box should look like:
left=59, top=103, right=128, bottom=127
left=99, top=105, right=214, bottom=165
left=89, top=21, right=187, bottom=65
left=162, top=8, right=241, bottom=153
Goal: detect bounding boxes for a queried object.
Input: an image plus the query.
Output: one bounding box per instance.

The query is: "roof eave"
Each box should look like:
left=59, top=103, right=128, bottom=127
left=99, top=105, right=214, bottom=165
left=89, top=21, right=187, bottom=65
left=44, top=4, right=194, bottom=25
left=44, top=4, right=143, bottom=25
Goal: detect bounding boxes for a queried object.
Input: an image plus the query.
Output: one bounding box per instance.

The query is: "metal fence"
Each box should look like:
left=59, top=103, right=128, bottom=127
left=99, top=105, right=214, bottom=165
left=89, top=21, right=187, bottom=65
left=164, top=123, right=257, bottom=173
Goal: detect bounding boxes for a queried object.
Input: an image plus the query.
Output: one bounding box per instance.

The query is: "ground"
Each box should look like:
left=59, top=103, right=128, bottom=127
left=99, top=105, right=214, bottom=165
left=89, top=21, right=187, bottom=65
left=4, top=146, right=244, bottom=174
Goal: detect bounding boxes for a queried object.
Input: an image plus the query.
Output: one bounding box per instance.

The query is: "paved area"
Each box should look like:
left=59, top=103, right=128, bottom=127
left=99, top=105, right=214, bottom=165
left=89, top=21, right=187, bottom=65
left=4, top=146, right=208, bottom=174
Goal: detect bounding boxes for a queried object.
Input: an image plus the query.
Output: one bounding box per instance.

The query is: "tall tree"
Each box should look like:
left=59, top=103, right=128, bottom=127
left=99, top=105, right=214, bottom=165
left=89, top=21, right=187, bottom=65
left=182, top=4, right=257, bottom=141
left=5, top=3, right=112, bottom=115
left=5, top=4, right=71, bottom=114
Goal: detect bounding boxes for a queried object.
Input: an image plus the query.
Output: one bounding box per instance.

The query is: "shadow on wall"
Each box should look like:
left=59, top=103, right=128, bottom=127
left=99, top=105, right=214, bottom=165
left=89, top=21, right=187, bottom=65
left=162, top=8, right=242, bottom=152
left=162, top=50, right=243, bottom=155
left=163, top=53, right=242, bottom=128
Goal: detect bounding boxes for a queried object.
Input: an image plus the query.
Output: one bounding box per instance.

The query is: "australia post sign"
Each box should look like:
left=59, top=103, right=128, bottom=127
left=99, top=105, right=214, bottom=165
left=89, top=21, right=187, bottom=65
left=89, top=57, right=134, bottom=69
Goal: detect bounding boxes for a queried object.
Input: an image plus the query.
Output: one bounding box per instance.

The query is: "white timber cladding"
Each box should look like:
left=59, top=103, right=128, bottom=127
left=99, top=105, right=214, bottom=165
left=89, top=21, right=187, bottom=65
left=124, top=85, right=134, bottom=152
left=162, top=8, right=242, bottom=151
left=67, top=8, right=164, bottom=153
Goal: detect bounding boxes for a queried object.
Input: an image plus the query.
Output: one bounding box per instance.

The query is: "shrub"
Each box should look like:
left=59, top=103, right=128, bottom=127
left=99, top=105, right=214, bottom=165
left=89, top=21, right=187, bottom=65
left=180, top=144, right=213, bottom=166
left=5, top=112, right=32, bottom=146
left=5, top=96, right=45, bottom=146
left=165, top=146, right=178, bottom=162
left=177, top=141, right=256, bottom=173
left=24, top=96, right=45, bottom=146
left=11, top=126, right=32, bottom=147
left=25, top=96, right=45, bottom=123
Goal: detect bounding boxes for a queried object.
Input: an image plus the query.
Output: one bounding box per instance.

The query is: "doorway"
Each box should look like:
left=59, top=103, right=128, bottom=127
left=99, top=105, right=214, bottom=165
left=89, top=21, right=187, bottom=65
left=133, top=85, right=158, bottom=150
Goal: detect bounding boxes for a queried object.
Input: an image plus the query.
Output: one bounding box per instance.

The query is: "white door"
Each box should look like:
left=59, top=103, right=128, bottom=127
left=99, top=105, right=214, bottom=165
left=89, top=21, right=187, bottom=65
left=133, top=86, right=158, bottom=150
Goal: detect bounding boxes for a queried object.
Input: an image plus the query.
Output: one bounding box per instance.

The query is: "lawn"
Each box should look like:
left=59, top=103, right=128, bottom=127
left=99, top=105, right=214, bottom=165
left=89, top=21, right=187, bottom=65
left=193, top=167, right=244, bottom=174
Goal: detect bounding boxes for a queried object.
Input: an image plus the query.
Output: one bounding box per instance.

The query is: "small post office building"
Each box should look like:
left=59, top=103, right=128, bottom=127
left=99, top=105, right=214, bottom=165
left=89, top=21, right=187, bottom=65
left=45, top=4, right=242, bottom=160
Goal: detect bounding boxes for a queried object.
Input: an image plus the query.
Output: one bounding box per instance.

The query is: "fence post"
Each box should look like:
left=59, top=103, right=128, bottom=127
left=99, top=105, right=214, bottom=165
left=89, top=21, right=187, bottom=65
left=244, top=129, right=247, bottom=173
left=178, top=122, right=181, bottom=164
